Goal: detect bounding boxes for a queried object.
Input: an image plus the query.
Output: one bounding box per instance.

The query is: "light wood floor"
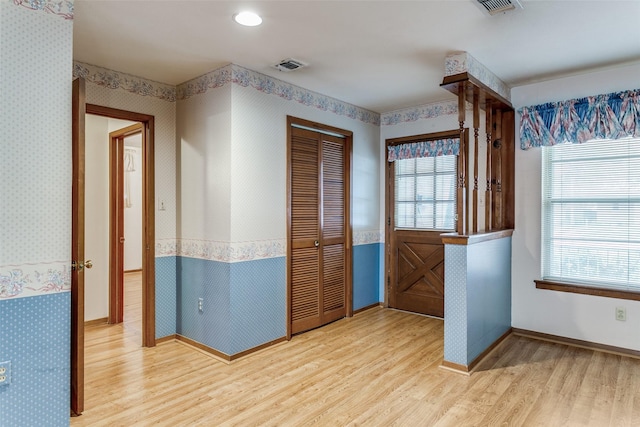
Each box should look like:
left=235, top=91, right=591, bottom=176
left=123, top=270, right=142, bottom=340
left=72, top=306, right=640, bottom=426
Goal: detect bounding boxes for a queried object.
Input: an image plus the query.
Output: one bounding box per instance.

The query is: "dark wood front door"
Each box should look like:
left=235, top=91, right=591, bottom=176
left=389, top=230, right=445, bottom=317
left=385, top=130, right=460, bottom=318
left=288, top=117, right=352, bottom=336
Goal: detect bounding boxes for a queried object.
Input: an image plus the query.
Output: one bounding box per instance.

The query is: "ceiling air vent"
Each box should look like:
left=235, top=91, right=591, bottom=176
left=475, top=0, right=523, bottom=15
left=273, top=58, right=308, bottom=72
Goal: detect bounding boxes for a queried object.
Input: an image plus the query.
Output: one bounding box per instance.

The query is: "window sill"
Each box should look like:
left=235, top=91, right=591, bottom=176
left=535, top=279, right=640, bottom=301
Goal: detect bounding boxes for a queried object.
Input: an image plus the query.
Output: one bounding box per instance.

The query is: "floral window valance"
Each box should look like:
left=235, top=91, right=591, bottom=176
left=519, top=88, right=640, bottom=150
left=387, top=138, right=459, bottom=162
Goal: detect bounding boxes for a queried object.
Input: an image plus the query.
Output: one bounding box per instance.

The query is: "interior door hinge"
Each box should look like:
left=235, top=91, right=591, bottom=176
left=387, top=217, right=391, bottom=226
left=387, top=276, right=390, bottom=287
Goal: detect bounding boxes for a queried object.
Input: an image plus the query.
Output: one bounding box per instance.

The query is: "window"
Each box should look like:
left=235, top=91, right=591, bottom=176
left=394, top=155, right=457, bottom=230
left=542, top=138, right=640, bottom=292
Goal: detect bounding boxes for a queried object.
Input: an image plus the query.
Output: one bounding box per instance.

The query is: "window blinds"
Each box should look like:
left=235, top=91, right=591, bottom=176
left=394, top=155, right=457, bottom=230
left=542, top=138, right=640, bottom=290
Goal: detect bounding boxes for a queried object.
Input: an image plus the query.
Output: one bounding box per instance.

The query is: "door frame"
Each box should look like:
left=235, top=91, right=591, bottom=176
left=109, top=123, right=143, bottom=324
left=384, top=129, right=462, bottom=308
left=71, top=96, right=156, bottom=415
left=286, top=116, right=353, bottom=340
left=86, top=104, right=156, bottom=346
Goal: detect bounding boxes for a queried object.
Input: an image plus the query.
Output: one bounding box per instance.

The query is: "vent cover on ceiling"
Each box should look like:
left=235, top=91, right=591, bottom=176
left=475, top=0, right=523, bottom=15
left=273, top=58, right=308, bottom=72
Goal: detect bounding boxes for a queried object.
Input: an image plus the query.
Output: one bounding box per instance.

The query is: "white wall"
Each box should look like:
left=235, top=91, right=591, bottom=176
left=84, top=115, right=138, bottom=321
left=177, top=83, right=232, bottom=243
left=124, top=134, right=143, bottom=271
left=229, top=83, right=381, bottom=245
left=511, top=62, right=640, bottom=350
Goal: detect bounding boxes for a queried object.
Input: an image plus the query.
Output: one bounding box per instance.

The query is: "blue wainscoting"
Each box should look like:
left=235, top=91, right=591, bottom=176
left=156, top=256, right=177, bottom=339
left=176, top=246, right=382, bottom=356
left=230, top=257, right=286, bottom=354
left=443, top=236, right=512, bottom=367
left=177, top=257, right=231, bottom=354
left=353, top=243, right=381, bottom=310
left=0, top=293, right=70, bottom=427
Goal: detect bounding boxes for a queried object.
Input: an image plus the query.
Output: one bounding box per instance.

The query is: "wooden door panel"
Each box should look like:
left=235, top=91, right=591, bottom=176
left=289, top=123, right=348, bottom=335
left=71, top=77, right=86, bottom=416
left=290, top=127, right=321, bottom=334
left=291, top=247, right=320, bottom=334
left=323, top=243, right=345, bottom=316
left=390, top=231, right=445, bottom=317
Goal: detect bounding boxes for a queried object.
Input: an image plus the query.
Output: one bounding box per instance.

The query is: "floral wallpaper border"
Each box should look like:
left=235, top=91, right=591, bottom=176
left=381, top=100, right=459, bottom=126
left=173, top=231, right=382, bottom=263
left=11, top=0, right=73, bottom=20
left=73, top=61, right=177, bottom=102
left=0, top=262, right=70, bottom=300
left=353, top=230, right=383, bottom=246
left=445, top=52, right=511, bottom=103
left=177, top=64, right=381, bottom=126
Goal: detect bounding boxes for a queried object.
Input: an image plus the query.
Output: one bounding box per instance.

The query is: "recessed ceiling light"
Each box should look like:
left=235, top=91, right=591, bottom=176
left=233, top=11, right=262, bottom=27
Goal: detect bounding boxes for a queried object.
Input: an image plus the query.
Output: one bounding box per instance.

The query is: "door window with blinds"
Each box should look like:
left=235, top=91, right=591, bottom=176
left=542, top=138, right=640, bottom=290
left=394, top=155, right=457, bottom=230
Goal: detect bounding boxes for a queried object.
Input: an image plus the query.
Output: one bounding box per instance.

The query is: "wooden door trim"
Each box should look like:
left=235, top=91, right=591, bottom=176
left=85, top=104, right=155, bottom=347
left=384, top=129, right=461, bottom=312
left=71, top=77, right=86, bottom=416
left=108, top=123, right=143, bottom=324
left=286, top=116, right=353, bottom=339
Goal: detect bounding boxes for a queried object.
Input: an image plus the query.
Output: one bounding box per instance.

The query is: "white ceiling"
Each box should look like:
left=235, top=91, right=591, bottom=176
left=73, top=0, right=640, bottom=113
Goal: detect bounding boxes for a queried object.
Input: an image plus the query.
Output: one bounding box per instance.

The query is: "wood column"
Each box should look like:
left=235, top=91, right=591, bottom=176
left=457, top=82, right=467, bottom=236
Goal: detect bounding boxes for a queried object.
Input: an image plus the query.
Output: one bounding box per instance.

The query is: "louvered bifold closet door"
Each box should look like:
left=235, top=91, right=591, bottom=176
left=321, top=134, right=346, bottom=323
left=291, top=127, right=322, bottom=334
left=290, top=127, right=347, bottom=335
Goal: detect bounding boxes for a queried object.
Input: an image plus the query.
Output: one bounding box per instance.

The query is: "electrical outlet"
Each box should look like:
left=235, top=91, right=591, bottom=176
left=0, top=361, right=11, bottom=386
left=198, top=298, right=203, bottom=313
left=616, top=306, right=626, bottom=322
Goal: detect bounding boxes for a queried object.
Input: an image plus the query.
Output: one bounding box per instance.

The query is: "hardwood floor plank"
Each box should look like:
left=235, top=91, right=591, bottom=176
left=72, top=304, right=640, bottom=426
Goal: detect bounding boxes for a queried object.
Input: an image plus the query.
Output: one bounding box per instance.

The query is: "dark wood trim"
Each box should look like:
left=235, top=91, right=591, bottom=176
left=155, top=334, right=177, bottom=345
left=440, top=360, right=471, bottom=375
left=229, top=337, right=287, bottom=361
left=535, top=279, right=640, bottom=302
left=84, top=317, right=107, bottom=327
left=108, top=133, right=124, bottom=324
left=175, top=335, right=287, bottom=362
left=353, top=303, right=382, bottom=315
left=467, top=328, right=512, bottom=371
left=472, top=88, right=479, bottom=234
left=124, top=269, right=143, bottom=273
left=286, top=116, right=353, bottom=336
left=440, top=229, right=513, bottom=245
left=71, top=77, right=86, bottom=416
left=345, top=126, right=353, bottom=319
left=86, top=104, right=156, bottom=348
left=440, top=72, right=513, bottom=110
left=286, top=118, right=293, bottom=340
left=457, top=83, right=467, bottom=235
left=109, top=123, right=143, bottom=325
left=500, top=110, right=515, bottom=229
left=176, top=335, right=231, bottom=361
left=512, top=328, right=640, bottom=359
left=86, top=104, right=154, bottom=123
left=143, top=117, right=156, bottom=347
left=386, top=129, right=461, bottom=146
left=441, top=328, right=512, bottom=375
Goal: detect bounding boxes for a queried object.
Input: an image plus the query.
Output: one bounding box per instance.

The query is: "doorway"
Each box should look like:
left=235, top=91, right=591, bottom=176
left=286, top=116, right=353, bottom=338
left=385, top=130, right=462, bottom=318
left=71, top=79, right=156, bottom=415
